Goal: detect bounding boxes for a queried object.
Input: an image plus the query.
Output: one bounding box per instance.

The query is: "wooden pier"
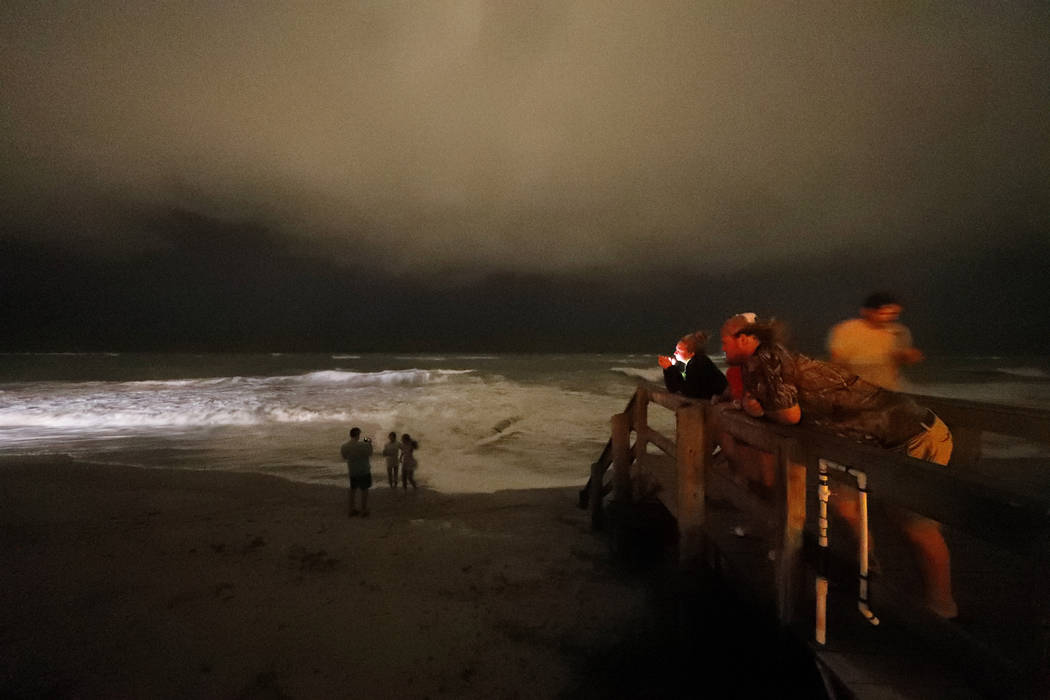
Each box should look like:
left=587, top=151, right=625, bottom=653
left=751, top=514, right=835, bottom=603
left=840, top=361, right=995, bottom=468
left=586, top=383, right=1050, bottom=698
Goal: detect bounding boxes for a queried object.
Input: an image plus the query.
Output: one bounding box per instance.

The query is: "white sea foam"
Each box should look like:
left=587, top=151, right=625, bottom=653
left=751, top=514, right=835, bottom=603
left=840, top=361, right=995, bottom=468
left=295, top=369, right=474, bottom=386
left=116, top=368, right=474, bottom=390
left=996, top=367, right=1050, bottom=379
left=0, top=369, right=479, bottom=433
left=1, top=353, right=1047, bottom=495
left=0, top=404, right=355, bottom=429
left=609, top=366, right=663, bottom=383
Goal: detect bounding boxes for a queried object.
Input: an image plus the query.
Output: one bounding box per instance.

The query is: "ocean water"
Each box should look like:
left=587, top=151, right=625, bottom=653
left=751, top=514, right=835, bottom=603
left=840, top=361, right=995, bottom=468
left=0, top=353, right=1048, bottom=493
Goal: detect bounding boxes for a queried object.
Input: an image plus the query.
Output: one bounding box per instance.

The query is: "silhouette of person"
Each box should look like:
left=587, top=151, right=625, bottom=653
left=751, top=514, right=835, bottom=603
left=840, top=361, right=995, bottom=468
left=400, top=434, right=419, bottom=491
left=382, top=432, right=400, bottom=488
left=828, top=292, right=924, bottom=390
left=340, top=427, right=373, bottom=517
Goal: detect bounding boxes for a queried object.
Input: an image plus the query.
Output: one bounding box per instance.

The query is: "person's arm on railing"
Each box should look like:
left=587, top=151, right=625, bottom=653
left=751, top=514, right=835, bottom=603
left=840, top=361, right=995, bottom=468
left=743, top=392, right=801, bottom=424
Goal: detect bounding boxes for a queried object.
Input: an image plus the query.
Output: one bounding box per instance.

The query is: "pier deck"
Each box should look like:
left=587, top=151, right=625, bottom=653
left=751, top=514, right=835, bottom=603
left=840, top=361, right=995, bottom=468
left=587, top=383, right=1050, bottom=698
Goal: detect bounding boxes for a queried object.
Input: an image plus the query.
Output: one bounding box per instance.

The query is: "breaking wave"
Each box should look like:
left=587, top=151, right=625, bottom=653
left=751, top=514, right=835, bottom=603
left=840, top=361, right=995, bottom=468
left=0, top=404, right=353, bottom=429
left=995, top=367, right=1050, bottom=380
left=0, top=369, right=479, bottom=432
left=295, top=369, right=473, bottom=386
left=609, top=366, right=663, bottom=383
left=120, top=368, right=474, bottom=390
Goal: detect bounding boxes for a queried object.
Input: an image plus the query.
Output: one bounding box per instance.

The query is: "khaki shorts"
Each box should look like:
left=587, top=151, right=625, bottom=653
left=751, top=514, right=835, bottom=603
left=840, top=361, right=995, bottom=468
left=905, top=415, right=953, bottom=466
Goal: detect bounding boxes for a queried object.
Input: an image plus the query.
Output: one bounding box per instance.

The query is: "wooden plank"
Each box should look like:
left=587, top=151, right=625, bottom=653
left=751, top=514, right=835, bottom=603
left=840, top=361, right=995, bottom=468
left=611, top=412, right=632, bottom=503
left=637, top=426, right=675, bottom=457
left=711, top=404, right=794, bottom=452
left=774, top=439, right=806, bottom=625
left=648, top=386, right=693, bottom=412
left=589, top=456, right=606, bottom=530
left=912, top=394, right=1050, bottom=445
left=800, top=432, right=1050, bottom=555
left=676, top=403, right=706, bottom=568
left=631, top=386, right=649, bottom=432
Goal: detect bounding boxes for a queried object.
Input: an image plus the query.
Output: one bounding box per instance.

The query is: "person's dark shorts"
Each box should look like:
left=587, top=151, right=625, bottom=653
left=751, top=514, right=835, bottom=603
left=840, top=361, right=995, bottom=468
left=350, top=474, right=372, bottom=490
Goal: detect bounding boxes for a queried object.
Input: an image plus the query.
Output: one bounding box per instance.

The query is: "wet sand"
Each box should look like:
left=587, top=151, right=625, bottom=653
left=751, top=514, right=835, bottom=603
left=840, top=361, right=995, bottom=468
left=0, top=457, right=653, bottom=699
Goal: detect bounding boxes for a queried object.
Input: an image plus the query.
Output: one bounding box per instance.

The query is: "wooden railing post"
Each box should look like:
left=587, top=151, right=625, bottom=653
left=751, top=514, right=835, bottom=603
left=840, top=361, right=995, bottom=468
left=676, top=403, right=707, bottom=568
left=774, top=439, right=806, bottom=624
left=611, top=412, right=632, bottom=503
left=589, top=457, right=606, bottom=530
left=632, top=387, right=649, bottom=442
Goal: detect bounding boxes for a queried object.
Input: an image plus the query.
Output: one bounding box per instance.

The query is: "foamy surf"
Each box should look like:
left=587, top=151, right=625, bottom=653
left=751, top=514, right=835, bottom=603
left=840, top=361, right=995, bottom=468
left=1, top=353, right=1047, bottom=494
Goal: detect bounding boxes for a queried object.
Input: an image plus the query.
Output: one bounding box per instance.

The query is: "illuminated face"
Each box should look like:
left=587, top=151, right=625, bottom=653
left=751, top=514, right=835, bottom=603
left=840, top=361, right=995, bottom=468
left=861, top=304, right=902, bottom=325
left=673, top=342, right=694, bottom=364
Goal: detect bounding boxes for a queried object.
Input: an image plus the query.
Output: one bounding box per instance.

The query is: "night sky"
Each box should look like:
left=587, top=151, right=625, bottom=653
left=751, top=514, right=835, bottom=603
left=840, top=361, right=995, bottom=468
left=3, top=2, right=1048, bottom=353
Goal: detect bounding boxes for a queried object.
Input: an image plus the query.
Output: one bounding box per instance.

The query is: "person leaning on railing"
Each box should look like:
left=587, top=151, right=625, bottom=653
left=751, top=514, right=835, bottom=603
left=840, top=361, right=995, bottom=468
left=656, top=331, right=727, bottom=400
left=719, top=314, right=958, bottom=619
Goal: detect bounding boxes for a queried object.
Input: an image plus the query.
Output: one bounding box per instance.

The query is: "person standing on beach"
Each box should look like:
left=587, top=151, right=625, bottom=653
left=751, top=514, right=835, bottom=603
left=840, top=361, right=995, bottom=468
left=721, top=314, right=957, bottom=618
left=382, top=432, right=400, bottom=488
left=399, top=434, right=419, bottom=491
left=827, top=292, right=924, bottom=390
left=657, top=331, right=727, bottom=399
left=341, top=427, right=373, bottom=517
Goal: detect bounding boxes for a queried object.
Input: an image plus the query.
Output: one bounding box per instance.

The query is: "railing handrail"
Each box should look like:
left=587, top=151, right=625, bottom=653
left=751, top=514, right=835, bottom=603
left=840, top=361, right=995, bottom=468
left=588, top=380, right=1050, bottom=692
left=907, top=392, right=1050, bottom=445
left=709, top=404, right=1050, bottom=556
left=603, top=381, right=1050, bottom=555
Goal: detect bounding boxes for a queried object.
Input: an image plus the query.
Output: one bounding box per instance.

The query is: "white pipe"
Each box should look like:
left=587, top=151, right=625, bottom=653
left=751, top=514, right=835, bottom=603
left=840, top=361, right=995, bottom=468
left=854, top=470, right=880, bottom=626
left=816, top=458, right=880, bottom=642
left=816, top=460, right=830, bottom=645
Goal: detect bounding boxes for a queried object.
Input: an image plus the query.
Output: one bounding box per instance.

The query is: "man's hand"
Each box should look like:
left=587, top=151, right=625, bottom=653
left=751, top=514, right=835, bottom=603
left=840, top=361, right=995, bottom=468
left=893, top=347, right=924, bottom=365
left=657, top=355, right=674, bottom=369
left=742, top=393, right=764, bottom=417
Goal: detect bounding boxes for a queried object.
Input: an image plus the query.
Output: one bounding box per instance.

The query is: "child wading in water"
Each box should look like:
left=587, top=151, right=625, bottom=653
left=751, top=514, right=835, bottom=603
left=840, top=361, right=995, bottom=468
left=382, top=432, right=399, bottom=488
left=400, top=434, right=419, bottom=490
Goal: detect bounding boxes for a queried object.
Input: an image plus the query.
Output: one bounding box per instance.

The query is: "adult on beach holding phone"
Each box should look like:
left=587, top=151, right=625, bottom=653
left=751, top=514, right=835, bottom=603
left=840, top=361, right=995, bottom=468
left=341, top=427, right=374, bottom=517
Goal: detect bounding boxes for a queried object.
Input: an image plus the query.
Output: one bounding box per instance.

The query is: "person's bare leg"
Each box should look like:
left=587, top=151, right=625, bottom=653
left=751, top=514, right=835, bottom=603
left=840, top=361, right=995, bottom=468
left=831, top=486, right=881, bottom=573
left=901, top=513, right=957, bottom=618
left=834, top=488, right=861, bottom=532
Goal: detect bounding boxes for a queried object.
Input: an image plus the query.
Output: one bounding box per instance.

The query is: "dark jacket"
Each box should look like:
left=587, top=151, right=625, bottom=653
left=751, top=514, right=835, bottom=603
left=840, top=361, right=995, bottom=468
left=663, top=355, right=728, bottom=399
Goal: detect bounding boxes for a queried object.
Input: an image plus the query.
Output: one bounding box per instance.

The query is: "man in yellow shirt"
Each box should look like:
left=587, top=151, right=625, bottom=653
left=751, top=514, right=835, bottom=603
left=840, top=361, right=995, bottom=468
left=827, top=292, right=924, bottom=391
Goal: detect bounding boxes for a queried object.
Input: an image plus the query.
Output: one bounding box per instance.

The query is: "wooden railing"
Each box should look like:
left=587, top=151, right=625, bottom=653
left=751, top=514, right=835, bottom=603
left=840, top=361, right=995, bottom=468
left=587, top=381, right=1050, bottom=694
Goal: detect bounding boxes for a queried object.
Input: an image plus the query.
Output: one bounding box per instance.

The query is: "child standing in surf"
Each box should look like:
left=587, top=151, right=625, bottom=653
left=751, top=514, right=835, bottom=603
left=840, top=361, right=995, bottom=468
left=382, top=432, right=400, bottom=488
left=400, top=434, right=419, bottom=490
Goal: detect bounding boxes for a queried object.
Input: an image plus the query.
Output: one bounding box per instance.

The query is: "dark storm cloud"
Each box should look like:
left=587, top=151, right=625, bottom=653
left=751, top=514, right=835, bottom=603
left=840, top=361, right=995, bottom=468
left=2, top=2, right=1049, bottom=351
left=3, top=204, right=1047, bottom=353
left=4, top=1, right=1048, bottom=272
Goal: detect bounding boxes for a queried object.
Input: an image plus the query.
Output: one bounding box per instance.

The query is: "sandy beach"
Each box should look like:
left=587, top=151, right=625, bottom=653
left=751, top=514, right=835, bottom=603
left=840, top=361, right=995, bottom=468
left=0, top=457, right=656, bottom=699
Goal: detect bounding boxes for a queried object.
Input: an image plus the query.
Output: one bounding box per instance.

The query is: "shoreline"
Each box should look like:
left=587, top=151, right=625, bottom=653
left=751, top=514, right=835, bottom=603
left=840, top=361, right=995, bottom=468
left=0, top=457, right=653, bottom=698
